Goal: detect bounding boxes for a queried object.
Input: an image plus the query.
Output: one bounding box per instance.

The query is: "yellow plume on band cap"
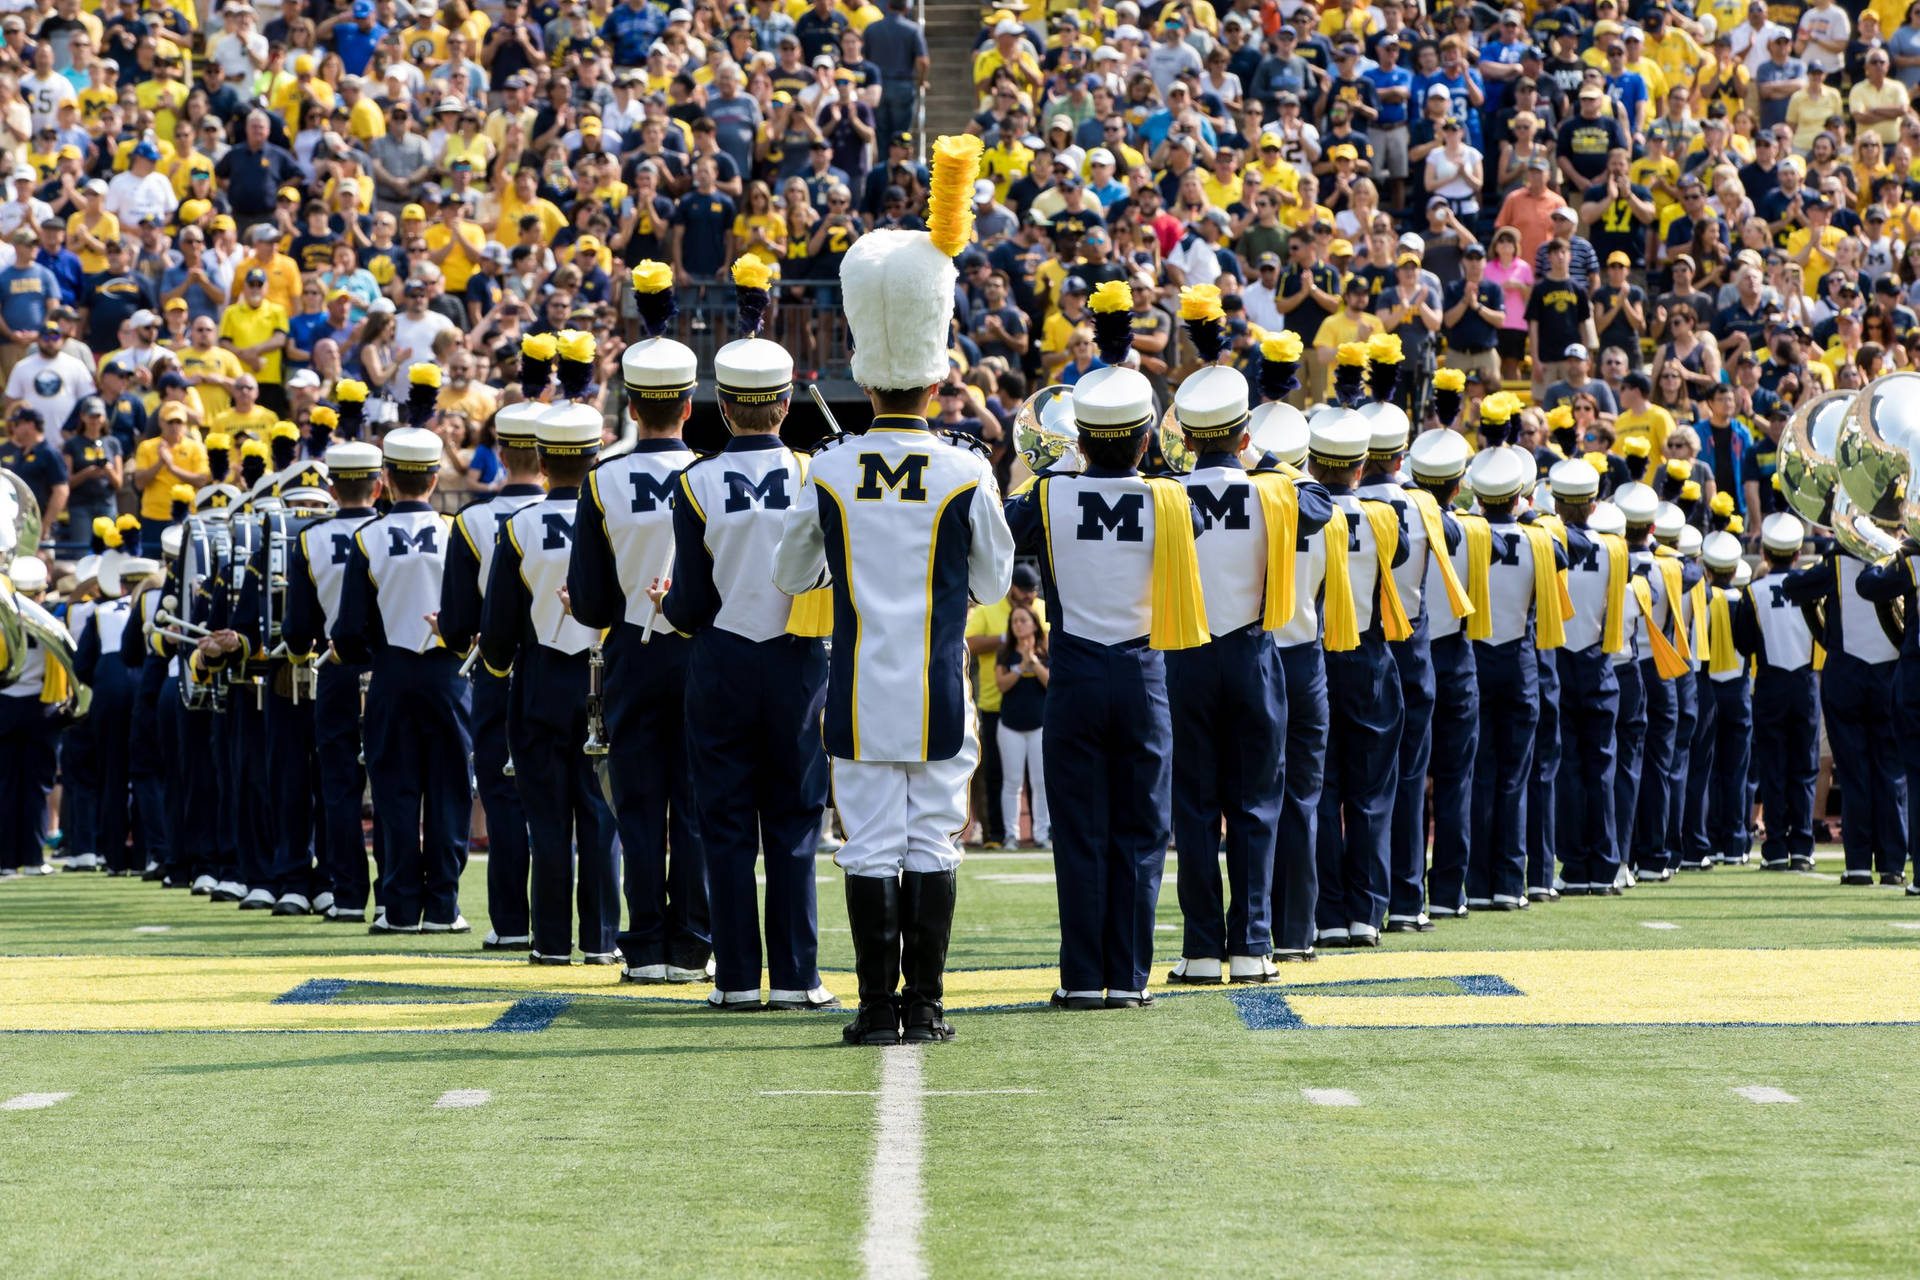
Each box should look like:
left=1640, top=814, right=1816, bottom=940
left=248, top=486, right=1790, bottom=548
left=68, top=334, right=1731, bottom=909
left=170, top=484, right=193, bottom=504
left=1433, top=367, right=1465, bottom=392
left=241, top=439, right=269, bottom=460
left=1546, top=404, right=1574, bottom=431
left=1666, top=458, right=1691, bottom=481
left=1587, top=451, right=1610, bottom=474
left=1366, top=331, right=1403, bottom=364
left=731, top=257, right=772, bottom=290
left=928, top=133, right=985, bottom=258
left=1261, top=330, right=1303, bottom=363
left=334, top=378, right=367, bottom=404
left=1090, top=280, right=1132, bottom=314
left=1728, top=514, right=1745, bottom=535
left=557, top=328, right=596, bottom=363
left=1336, top=342, right=1370, bottom=368
left=205, top=433, right=232, bottom=451
left=115, top=513, right=139, bottom=532
left=631, top=261, right=673, bottom=294
left=409, top=363, right=442, bottom=389
left=1480, top=391, right=1521, bottom=423
left=1710, top=490, right=1735, bottom=517
left=1179, top=284, right=1224, bottom=322
left=269, top=421, right=299, bottom=440
left=1680, top=480, right=1701, bottom=501
left=1621, top=435, right=1649, bottom=458
left=309, top=405, right=337, bottom=428
left=92, top=516, right=118, bottom=546
left=521, top=332, right=557, bottom=362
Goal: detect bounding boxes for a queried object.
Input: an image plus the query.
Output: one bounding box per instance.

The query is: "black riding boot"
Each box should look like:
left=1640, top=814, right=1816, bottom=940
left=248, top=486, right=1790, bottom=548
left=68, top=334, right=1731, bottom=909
left=900, top=869, right=957, bottom=1042
left=842, top=873, right=902, bottom=1046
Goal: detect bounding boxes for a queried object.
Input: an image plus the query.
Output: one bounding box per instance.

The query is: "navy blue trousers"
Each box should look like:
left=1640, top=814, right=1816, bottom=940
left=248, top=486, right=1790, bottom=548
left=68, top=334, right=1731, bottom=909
left=1527, top=646, right=1561, bottom=892
left=1274, top=643, right=1326, bottom=953
left=1634, top=658, right=1678, bottom=872
left=363, top=648, right=471, bottom=927
left=471, top=665, right=531, bottom=937
left=1386, top=632, right=1436, bottom=921
left=1316, top=642, right=1403, bottom=932
left=0, top=696, right=55, bottom=868
left=131, top=662, right=170, bottom=874
left=1894, top=659, right=1920, bottom=876
left=87, top=658, right=136, bottom=871
left=1469, top=638, right=1538, bottom=902
left=511, top=647, right=618, bottom=958
left=607, top=625, right=709, bottom=969
left=1752, top=667, right=1816, bottom=863
left=314, top=662, right=378, bottom=911
left=1682, top=671, right=1717, bottom=865
left=685, top=629, right=827, bottom=993
left=1554, top=646, right=1619, bottom=890
left=61, top=717, right=95, bottom=859
left=1665, top=663, right=1700, bottom=864
left=206, top=706, right=239, bottom=883
left=169, top=688, right=220, bottom=880
left=1425, top=632, right=1478, bottom=913
left=1169, top=626, right=1283, bottom=959
left=230, top=688, right=275, bottom=890
left=1705, top=676, right=1752, bottom=860
left=1822, top=653, right=1906, bottom=877
left=1045, top=633, right=1171, bottom=992
left=264, top=687, right=321, bottom=896
left=1611, top=659, right=1645, bottom=878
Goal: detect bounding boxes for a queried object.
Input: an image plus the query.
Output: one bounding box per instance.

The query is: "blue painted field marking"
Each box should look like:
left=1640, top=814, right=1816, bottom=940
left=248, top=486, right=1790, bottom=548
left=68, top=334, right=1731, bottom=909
left=1228, top=974, right=1524, bottom=1031
left=271, top=978, right=578, bottom=1032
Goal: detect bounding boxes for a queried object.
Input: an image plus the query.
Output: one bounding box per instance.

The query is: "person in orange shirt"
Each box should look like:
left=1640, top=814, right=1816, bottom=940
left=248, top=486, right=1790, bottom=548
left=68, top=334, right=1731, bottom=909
left=1492, top=155, right=1567, bottom=265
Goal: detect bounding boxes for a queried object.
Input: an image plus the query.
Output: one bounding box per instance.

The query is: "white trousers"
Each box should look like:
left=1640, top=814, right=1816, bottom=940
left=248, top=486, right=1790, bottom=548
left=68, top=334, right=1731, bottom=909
left=996, top=721, right=1049, bottom=845
left=830, top=724, right=978, bottom=878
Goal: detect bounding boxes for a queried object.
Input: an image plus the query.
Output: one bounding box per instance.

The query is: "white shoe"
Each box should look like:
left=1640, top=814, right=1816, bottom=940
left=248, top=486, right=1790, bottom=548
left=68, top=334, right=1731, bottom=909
left=312, top=891, right=335, bottom=914
left=17, top=862, right=55, bottom=875
left=1167, top=957, right=1223, bottom=983
left=766, top=985, right=840, bottom=1009
left=664, top=963, right=708, bottom=983
left=580, top=951, right=621, bottom=965
left=482, top=930, right=531, bottom=950
left=1229, top=955, right=1279, bottom=983
left=421, top=915, right=471, bottom=933
left=326, top=906, right=366, bottom=923
left=212, top=881, right=247, bottom=902
left=1348, top=923, right=1380, bottom=946
left=272, top=893, right=311, bottom=916
left=1615, top=866, right=1637, bottom=888
left=816, top=831, right=844, bottom=854
left=239, top=887, right=277, bottom=910
left=368, top=912, right=421, bottom=934
left=60, top=852, right=101, bottom=871
left=1316, top=926, right=1350, bottom=944
left=190, top=875, right=217, bottom=895
left=623, top=963, right=669, bottom=983
left=707, top=988, right=763, bottom=1010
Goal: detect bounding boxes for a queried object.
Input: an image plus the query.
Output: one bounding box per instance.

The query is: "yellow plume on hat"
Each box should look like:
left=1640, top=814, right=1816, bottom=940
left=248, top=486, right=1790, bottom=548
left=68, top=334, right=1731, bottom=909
left=928, top=134, right=985, bottom=258
left=1546, top=404, right=1574, bottom=431
left=1728, top=514, right=1745, bottom=535
left=730, top=257, right=772, bottom=291
left=1480, top=391, right=1521, bottom=423
left=170, top=483, right=194, bottom=504
left=1680, top=480, right=1701, bottom=501
left=93, top=516, right=121, bottom=548
left=521, top=332, right=557, bottom=362
left=334, top=378, right=368, bottom=404
left=557, top=328, right=596, bottom=364
left=1710, top=490, right=1735, bottom=517
left=631, top=261, right=673, bottom=294
left=1261, top=330, right=1302, bottom=363
left=241, top=439, right=269, bottom=460
left=1366, top=331, right=1404, bottom=364
left=310, top=405, right=338, bottom=428
left=1586, top=451, right=1610, bottom=474
left=269, top=420, right=299, bottom=440
left=409, top=363, right=442, bottom=389
left=115, top=513, right=139, bottom=532
left=1336, top=342, right=1370, bottom=368
left=1666, top=458, right=1692, bottom=481
left=1178, top=284, right=1223, bottom=322
left=1090, top=280, right=1132, bottom=314
left=205, top=433, right=232, bottom=451
left=1621, top=435, right=1650, bottom=458
left=1433, top=367, right=1465, bottom=392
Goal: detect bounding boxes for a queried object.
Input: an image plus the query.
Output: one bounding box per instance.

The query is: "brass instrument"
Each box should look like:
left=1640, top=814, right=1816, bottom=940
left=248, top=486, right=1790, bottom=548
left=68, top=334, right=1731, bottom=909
left=1152, top=402, right=1198, bottom=475
left=1011, top=385, right=1081, bottom=484
left=583, top=643, right=609, bottom=757
left=1, top=466, right=41, bottom=687
left=1779, top=384, right=1906, bottom=562
left=1778, top=389, right=1851, bottom=529
left=12, top=588, right=89, bottom=719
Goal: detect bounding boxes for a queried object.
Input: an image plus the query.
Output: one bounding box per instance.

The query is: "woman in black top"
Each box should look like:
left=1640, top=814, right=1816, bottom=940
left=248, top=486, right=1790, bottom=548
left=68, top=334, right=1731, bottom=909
left=993, top=603, right=1050, bottom=848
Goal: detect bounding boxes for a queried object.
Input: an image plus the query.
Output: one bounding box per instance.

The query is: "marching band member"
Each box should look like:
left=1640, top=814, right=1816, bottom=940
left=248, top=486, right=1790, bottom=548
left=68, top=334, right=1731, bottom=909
left=1464, top=444, right=1567, bottom=910
left=1407, top=427, right=1481, bottom=919
left=774, top=157, right=1016, bottom=1041
left=1312, top=388, right=1409, bottom=949
left=1851, top=519, right=1920, bottom=885
left=283, top=429, right=385, bottom=923
left=1005, top=359, right=1207, bottom=1007
left=1619, top=484, right=1691, bottom=883
left=58, top=540, right=102, bottom=872
left=568, top=267, right=709, bottom=984
left=227, top=440, right=279, bottom=911
left=0, top=557, right=65, bottom=876
left=1547, top=461, right=1627, bottom=895
left=72, top=528, right=154, bottom=876
left=480, top=333, right=620, bottom=966
left=1164, top=292, right=1331, bottom=983
left=654, top=296, right=836, bottom=1012
left=1696, top=531, right=1753, bottom=866
left=119, top=519, right=176, bottom=884
left=1739, top=513, right=1820, bottom=873
left=439, top=344, right=551, bottom=951
left=332, top=377, right=473, bottom=935
left=1651, top=506, right=1707, bottom=873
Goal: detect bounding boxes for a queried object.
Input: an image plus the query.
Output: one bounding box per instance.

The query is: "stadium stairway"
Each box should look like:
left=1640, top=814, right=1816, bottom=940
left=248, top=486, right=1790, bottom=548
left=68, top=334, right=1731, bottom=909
left=921, top=0, right=981, bottom=140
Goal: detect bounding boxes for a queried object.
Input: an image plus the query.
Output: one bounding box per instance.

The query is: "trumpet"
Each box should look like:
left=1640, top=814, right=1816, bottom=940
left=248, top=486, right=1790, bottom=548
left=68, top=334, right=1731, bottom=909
left=583, top=643, right=609, bottom=757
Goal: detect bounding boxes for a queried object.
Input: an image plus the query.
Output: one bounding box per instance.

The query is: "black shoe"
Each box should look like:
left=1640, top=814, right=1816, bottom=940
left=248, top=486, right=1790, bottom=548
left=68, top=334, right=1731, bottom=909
left=844, top=873, right=903, bottom=1043
left=900, top=869, right=957, bottom=1042
left=1760, top=859, right=1791, bottom=871
left=1789, top=855, right=1817, bottom=872
left=1103, top=991, right=1155, bottom=1009
left=141, top=867, right=165, bottom=882
left=1841, top=871, right=1875, bottom=885
left=1049, top=991, right=1107, bottom=1010
left=1883, top=873, right=1908, bottom=887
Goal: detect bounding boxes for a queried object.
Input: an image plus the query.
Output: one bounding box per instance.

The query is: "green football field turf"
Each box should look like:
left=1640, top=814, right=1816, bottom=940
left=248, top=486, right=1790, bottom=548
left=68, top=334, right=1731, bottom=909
left=6, top=853, right=1920, bottom=1279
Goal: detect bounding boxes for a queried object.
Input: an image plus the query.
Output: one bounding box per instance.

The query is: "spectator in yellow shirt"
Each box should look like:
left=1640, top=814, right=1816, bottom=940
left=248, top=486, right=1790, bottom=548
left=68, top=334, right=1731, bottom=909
left=218, top=269, right=290, bottom=412
left=423, top=193, right=487, bottom=293
left=963, top=564, right=1044, bottom=847
left=207, top=373, right=278, bottom=440
left=130, top=402, right=209, bottom=545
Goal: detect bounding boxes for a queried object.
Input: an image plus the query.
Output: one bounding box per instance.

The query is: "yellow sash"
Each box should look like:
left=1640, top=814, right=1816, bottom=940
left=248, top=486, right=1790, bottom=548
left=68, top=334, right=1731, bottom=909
left=1320, top=506, right=1359, bottom=652
left=1462, top=514, right=1493, bottom=641
left=1520, top=523, right=1566, bottom=650
left=785, top=450, right=833, bottom=636
left=1408, top=488, right=1472, bottom=620
left=1688, top=578, right=1709, bottom=662
left=1651, top=553, right=1691, bottom=662
left=1144, top=476, right=1209, bottom=650
left=1599, top=532, right=1628, bottom=655
left=1707, top=586, right=1742, bottom=675
left=40, top=655, right=68, bottom=705
left=1250, top=471, right=1300, bottom=632
left=1629, top=577, right=1691, bottom=679
left=1363, top=500, right=1413, bottom=642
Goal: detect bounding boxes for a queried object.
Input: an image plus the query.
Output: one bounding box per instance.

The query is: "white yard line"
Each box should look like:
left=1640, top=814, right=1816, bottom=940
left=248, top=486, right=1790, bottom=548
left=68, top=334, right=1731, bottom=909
left=132, top=925, right=171, bottom=933
left=862, top=1047, right=928, bottom=1280
left=1301, top=1088, right=1361, bottom=1107
left=1640, top=921, right=1681, bottom=931
left=1733, top=1085, right=1799, bottom=1104
left=2, top=1092, right=72, bottom=1111
left=433, top=1089, right=491, bottom=1109
left=1891, top=922, right=1920, bottom=931
left=763, top=1088, right=1039, bottom=1098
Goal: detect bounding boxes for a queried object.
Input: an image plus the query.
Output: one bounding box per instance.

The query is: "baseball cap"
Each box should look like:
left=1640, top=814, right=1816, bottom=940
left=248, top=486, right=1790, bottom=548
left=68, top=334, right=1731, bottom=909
left=129, top=309, right=159, bottom=328
left=287, top=369, right=321, bottom=389
left=1607, top=250, right=1630, bottom=266
left=1565, top=343, right=1591, bottom=361
left=245, top=267, right=267, bottom=285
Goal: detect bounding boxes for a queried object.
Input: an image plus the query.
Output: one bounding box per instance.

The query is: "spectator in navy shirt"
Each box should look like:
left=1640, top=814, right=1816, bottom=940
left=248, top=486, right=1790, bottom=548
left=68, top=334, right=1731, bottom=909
left=32, top=219, right=80, bottom=306
left=0, top=405, right=66, bottom=536
left=671, top=156, right=735, bottom=280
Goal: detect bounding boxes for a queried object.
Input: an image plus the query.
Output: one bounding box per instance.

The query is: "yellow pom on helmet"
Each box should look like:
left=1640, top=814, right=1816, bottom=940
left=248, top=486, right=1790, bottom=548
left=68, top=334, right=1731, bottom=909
left=241, top=439, right=269, bottom=460
left=1432, top=367, right=1465, bottom=392
left=1680, top=480, right=1701, bottom=501
left=521, top=332, right=557, bottom=362
left=1261, top=331, right=1303, bottom=363
left=1365, top=331, right=1403, bottom=364
left=1710, top=490, right=1736, bottom=517
left=1091, top=280, right=1133, bottom=314
left=269, top=421, right=299, bottom=441
left=730, top=257, right=772, bottom=290
left=334, top=378, right=368, bottom=404
left=115, top=513, right=139, bottom=532
left=557, top=329, right=596, bottom=363
left=169, top=483, right=194, bottom=504
left=1666, top=458, right=1692, bottom=481
left=1177, top=284, right=1223, bottom=322
left=409, top=363, right=443, bottom=389
left=631, top=261, right=674, bottom=294
left=1546, top=404, right=1575, bottom=431
left=1336, top=341, right=1370, bottom=368
left=1621, top=436, right=1650, bottom=458
left=205, top=433, right=232, bottom=452
left=309, top=405, right=338, bottom=428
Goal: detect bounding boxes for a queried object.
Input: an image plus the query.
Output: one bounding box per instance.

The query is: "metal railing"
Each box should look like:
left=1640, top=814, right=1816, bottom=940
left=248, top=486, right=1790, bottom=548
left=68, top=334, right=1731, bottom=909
left=635, top=277, right=856, bottom=382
